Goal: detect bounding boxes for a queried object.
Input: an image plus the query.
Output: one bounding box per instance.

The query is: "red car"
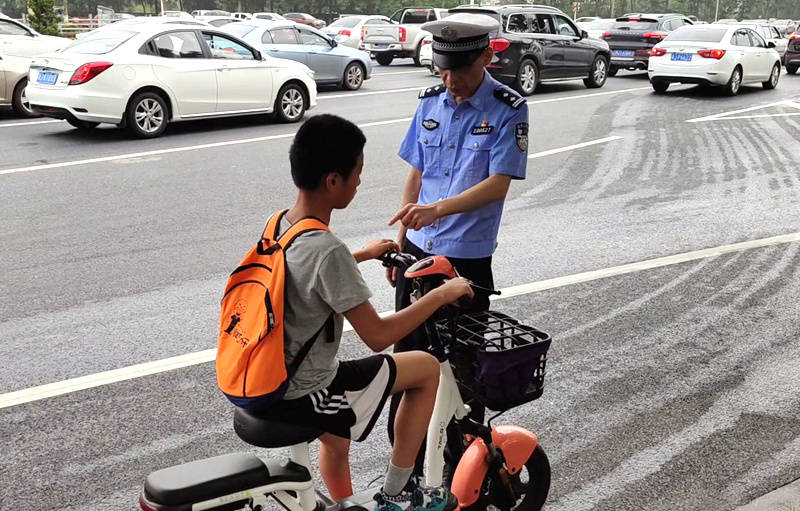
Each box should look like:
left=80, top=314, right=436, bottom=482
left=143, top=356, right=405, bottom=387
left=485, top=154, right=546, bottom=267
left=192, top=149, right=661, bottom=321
left=283, top=12, right=326, bottom=29
left=786, top=29, right=800, bottom=74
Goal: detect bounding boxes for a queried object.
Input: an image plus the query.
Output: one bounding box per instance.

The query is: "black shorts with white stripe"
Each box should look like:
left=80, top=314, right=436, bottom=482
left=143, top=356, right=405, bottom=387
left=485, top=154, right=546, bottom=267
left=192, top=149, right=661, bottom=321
left=254, top=355, right=397, bottom=442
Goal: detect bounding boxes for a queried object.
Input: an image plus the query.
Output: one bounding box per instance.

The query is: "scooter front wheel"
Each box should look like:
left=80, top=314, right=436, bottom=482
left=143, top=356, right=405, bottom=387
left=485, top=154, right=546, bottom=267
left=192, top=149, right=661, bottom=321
left=467, top=445, right=551, bottom=511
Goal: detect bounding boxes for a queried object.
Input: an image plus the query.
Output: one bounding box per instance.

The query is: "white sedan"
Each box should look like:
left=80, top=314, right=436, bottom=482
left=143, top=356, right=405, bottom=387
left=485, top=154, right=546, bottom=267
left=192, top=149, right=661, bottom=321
left=0, top=15, right=71, bottom=58
left=648, top=24, right=782, bottom=95
left=26, top=23, right=317, bottom=138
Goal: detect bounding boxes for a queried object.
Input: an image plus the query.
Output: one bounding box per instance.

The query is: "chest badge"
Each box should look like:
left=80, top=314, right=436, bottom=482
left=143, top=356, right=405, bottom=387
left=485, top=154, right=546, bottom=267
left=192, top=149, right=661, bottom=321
left=471, top=120, right=494, bottom=135
left=422, top=119, right=439, bottom=131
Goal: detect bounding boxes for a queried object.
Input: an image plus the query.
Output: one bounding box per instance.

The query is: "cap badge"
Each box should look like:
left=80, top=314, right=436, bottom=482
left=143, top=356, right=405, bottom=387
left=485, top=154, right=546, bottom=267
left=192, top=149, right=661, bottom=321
left=441, top=25, right=457, bottom=40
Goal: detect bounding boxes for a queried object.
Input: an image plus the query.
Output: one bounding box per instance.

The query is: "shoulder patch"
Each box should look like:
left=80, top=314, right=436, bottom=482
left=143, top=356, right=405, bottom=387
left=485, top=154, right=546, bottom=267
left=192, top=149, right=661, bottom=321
left=419, top=84, right=446, bottom=99
left=493, top=85, right=526, bottom=110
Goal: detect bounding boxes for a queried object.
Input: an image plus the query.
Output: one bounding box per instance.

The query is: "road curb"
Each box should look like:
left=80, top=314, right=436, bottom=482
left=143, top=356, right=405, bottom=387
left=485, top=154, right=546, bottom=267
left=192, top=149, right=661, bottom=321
left=737, top=479, right=800, bottom=511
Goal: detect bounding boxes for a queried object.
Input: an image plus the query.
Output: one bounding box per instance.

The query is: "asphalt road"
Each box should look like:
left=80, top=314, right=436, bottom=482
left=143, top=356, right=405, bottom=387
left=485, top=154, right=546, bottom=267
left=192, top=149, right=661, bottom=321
left=1, top=61, right=799, bottom=510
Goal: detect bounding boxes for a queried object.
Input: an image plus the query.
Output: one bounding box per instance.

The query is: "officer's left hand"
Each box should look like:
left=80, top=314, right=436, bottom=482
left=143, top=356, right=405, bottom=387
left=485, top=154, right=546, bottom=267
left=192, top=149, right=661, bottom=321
left=389, top=203, right=440, bottom=230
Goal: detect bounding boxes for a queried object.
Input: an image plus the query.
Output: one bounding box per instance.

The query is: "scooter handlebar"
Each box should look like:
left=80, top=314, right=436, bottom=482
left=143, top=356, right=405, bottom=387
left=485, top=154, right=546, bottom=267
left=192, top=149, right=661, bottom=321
left=378, top=249, right=418, bottom=268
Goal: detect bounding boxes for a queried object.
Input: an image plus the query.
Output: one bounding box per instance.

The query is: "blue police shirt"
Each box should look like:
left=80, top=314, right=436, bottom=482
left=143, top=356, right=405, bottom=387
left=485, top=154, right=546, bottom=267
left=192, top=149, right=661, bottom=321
left=398, top=70, right=529, bottom=259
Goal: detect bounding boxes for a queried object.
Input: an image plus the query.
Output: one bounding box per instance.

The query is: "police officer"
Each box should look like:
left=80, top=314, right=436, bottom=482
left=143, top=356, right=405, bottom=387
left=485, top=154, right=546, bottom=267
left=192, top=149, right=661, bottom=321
left=386, top=13, right=529, bottom=479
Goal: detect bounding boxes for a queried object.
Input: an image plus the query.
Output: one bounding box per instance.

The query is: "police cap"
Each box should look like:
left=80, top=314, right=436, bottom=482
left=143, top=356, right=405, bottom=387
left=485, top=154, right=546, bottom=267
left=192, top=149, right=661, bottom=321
left=422, top=13, right=500, bottom=70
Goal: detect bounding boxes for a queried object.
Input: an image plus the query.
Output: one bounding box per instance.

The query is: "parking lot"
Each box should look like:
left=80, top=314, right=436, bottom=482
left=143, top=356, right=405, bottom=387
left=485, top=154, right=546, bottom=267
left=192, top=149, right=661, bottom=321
left=1, top=60, right=800, bottom=510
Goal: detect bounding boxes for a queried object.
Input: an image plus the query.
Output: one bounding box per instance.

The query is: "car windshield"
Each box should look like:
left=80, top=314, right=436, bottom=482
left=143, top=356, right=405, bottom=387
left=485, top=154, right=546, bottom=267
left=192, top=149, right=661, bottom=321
left=330, top=17, right=361, bottom=28
left=222, top=23, right=256, bottom=36
left=665, top=27, right=728, bottom=42
left=612, top=19, right=659, bottom=30
left=63, top=30, right=135, bottom=54
left=402, top=9, right=433, bottom=24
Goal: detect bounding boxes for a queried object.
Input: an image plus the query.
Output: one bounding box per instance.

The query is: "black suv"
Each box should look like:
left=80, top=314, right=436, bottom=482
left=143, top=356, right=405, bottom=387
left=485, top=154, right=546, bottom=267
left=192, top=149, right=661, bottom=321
left=449, top=5, right=611, bottom=95
left=786, top=28, right=799, bottom=74
left=602, top=13, right=694, bottom=75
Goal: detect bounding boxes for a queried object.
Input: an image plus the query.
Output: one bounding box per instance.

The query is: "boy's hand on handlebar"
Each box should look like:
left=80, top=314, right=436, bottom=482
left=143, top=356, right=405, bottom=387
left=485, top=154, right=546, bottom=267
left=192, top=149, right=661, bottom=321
left=437, top=277, right=474, bottom=306
left=355, top=239, right=400, bottom=263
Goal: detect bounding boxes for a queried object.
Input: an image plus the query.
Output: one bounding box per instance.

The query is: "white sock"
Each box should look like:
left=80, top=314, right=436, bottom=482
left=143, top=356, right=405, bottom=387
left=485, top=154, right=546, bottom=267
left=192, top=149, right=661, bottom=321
left=383, top=462, right=414, bottom=497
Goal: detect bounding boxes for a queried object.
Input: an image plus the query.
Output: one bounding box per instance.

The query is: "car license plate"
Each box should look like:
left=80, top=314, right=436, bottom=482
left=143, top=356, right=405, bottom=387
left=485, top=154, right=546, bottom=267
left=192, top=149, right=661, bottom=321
left=37, top=71, right=58, bottom=85
left=372, top=43, right=388, bottom=48
left=614, top=50, right=634, bottom=57
left=671, top=53, right=692, bottom=62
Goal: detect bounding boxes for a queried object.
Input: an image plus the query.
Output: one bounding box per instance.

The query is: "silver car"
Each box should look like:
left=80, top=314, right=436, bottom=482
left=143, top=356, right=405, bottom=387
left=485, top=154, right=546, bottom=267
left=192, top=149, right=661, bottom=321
left=224, top=20, right=373, bottom=90
left=0, top=52, right=36, bottom=116
left=322, top=15, right=393, bottom=49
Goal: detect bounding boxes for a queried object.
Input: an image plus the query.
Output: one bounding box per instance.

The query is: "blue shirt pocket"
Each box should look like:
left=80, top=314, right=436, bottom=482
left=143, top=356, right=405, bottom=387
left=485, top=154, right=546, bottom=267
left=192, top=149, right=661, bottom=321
left=461, top=135, right=493, bottom=182
left=419, top=131, right=443, bottom=175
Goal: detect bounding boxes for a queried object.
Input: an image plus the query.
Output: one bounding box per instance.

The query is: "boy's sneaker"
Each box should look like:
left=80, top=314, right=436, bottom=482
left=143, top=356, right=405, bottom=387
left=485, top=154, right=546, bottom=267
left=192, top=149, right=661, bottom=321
left=373, top=479, right=458, bottom=511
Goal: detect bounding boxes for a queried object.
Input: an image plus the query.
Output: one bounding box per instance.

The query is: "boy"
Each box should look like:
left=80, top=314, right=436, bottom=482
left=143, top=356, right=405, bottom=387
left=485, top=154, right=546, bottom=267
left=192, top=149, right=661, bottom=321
left=254, top=114, right=473, bottom=511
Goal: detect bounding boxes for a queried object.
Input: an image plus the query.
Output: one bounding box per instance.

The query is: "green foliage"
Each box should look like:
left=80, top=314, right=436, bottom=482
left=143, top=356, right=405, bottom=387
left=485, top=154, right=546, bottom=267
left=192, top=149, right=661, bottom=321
left=27, top=0, right=60, bottom=34
left=1, top=0, right=797, bottom=24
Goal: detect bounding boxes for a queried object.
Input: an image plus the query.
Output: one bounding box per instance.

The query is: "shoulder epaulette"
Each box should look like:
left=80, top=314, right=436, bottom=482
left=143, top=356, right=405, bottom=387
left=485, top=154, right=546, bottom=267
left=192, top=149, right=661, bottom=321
left=419, top=84, right=446, bottom=99
left=493, top=85, right=526, bottom=110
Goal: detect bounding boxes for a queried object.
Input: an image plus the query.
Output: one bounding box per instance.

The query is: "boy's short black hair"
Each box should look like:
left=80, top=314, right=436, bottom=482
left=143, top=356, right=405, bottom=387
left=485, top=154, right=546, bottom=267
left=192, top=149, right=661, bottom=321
left=290, top=114, right=366, bottom=190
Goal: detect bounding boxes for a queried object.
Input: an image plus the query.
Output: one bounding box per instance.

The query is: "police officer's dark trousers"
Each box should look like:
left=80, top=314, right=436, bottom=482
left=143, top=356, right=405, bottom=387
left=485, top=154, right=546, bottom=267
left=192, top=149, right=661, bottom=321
left=387, top=237, right=493, bottom=481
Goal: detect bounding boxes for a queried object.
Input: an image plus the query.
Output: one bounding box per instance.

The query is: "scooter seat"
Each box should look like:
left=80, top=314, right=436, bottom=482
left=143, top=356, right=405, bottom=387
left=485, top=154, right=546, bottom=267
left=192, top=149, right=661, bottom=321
left=234, top=407, right=322, bottom=448
left=143, top=452, right=310, bottom=507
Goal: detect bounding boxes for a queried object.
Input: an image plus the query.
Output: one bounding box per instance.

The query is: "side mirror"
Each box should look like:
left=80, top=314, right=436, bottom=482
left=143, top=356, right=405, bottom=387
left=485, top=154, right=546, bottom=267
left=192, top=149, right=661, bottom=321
left=330, top=38, right=338, bottom=47
left=581, top=30, right=589, bottom=39
left=254, top=50, right=264, bottom=60
left=767, top=41, right=776, bottom=48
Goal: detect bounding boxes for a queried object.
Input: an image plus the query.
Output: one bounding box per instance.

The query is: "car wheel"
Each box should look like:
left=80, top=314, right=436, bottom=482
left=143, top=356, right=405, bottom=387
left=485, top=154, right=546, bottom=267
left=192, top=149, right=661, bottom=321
left=413, top=42, right=423, bottom=66
left=342, top=62, right=365, bottom=90
left=651, top=79, right=669, bottom=93
left=724, top=66, right=742, bottom=96
left=608, top=66, right=619, bottom=77
left=273, top=83, right=306, bottom=123
left=787, top=65, right=798, bottom=75
left=126, top=92, right=168, bottom=138
left=514, top=59, right=538, bottom=96
left=376, top=53, right=393, bottom=66
left=762, top=63, right=780, bottom=89
left=67, top=118, right=100, bottom=129
left=583, top=55, right=609, bottom=88
left=12, top=79, right=38, bottom=118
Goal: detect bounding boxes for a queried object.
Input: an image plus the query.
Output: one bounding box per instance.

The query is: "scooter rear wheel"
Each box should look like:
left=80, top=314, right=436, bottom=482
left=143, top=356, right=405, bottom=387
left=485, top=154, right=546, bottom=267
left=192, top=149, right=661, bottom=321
left=466, top=444, right=551, bottom=511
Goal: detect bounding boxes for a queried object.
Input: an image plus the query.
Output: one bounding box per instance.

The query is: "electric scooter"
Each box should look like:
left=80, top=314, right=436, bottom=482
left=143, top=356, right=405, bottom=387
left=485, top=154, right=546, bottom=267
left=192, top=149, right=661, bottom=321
left=139, top=251, right=552, bottom=511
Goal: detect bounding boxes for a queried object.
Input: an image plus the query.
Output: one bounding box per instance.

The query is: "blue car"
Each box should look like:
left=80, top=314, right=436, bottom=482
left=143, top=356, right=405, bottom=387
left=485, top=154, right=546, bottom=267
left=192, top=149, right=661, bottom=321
left=222, top=20, right=373, bottom=90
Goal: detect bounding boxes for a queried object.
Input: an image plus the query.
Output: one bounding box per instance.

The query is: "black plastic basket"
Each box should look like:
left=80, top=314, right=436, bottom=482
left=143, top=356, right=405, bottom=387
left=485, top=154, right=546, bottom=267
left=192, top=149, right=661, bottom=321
left=437, top=311, right=552, bottom=412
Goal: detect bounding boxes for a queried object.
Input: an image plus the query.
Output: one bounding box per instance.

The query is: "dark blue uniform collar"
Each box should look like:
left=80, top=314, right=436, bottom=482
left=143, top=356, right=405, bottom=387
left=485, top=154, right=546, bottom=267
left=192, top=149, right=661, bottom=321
left=441, top=70, right=496, bottom=112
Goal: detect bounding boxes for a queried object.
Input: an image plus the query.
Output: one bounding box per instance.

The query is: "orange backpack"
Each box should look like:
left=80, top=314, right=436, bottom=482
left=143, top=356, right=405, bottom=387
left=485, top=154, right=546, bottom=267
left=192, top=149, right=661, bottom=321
left=216, top=210, right=332, bottom=409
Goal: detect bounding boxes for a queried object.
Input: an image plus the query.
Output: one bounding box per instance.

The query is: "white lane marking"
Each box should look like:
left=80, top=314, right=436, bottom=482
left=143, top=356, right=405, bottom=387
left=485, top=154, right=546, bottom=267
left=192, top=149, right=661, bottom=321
left=0, top=117, right=410, bottom=177
left=319, top=86, right=420, bottom=100
left=0, top=119, right=62, bottom=128
left=689, top=112, right=800, bottom=121
left=528, top=136, right=622, bottom=159
left=685, top=100, right=796, bottom=123
left=372, top=69, right=430, bottom=76
left=1, top=231, right=799, bottom=409
left=527, top=86, right=651, bottom=105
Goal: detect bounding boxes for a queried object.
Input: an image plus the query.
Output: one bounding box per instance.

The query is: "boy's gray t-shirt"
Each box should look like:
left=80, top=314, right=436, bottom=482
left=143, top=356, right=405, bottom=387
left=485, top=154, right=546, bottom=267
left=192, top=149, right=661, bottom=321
left=278, top=216, right=372, bottom=400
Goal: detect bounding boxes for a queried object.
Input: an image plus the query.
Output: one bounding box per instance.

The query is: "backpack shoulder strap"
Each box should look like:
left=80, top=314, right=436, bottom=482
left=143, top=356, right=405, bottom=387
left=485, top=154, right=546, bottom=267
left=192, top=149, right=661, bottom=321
left=278, top=217, right=330, bottom=251
left=262, top=209, right=290, bottom=242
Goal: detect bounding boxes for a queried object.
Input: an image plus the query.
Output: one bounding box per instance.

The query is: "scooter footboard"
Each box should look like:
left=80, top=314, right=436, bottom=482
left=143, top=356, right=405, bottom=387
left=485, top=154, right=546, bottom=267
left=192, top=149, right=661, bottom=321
left=140, top=452, right=313, bottom=510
